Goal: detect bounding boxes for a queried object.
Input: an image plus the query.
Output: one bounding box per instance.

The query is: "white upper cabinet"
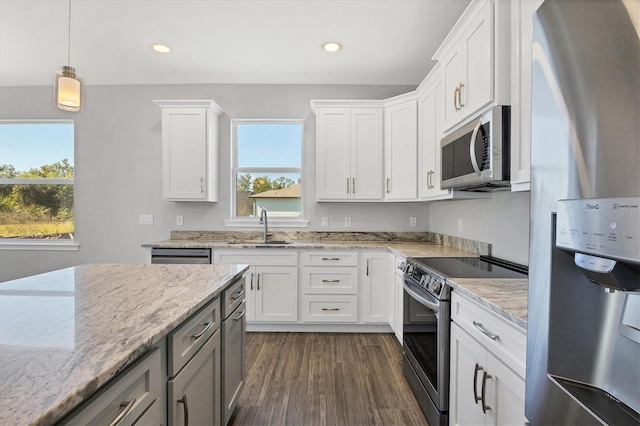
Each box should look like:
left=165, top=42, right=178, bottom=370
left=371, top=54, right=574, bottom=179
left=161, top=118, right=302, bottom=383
left=384, top=96, right=418, bottom=201
left=510, top=0, right=544, bottom=192
left=417, top=69, right=450, bottom=200
left=155, top=100, right=223, bottom=202
left=434, top=0, right=511, bottom=132
left=312, top=101, right=384, bottom=202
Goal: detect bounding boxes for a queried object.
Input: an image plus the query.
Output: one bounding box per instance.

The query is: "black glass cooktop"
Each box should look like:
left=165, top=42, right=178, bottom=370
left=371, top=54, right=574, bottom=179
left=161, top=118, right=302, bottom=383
left=411, top=256, right=528, bottom=279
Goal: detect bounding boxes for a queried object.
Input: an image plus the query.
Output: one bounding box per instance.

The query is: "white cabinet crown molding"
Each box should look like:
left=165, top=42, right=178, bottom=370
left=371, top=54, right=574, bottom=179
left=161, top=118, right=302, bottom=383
left=154, top=99, right=224, bottom=116
left=310, top=99, right=384, bottom=114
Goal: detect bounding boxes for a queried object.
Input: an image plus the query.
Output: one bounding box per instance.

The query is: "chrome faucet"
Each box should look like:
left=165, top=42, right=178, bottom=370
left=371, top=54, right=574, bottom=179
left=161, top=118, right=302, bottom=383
left=259, top=208, right=268, bottom=243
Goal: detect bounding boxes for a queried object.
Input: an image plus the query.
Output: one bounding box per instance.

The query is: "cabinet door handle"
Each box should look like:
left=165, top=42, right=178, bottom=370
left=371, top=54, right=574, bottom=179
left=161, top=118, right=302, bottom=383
left=191, top=321, right=213, bottom=340
left=257, top=273, right=260, bottom=290
left=386, top=178, right=391, bottom=194
left=481, top=371, right=492, bottom=413
left=200, top=177, right=204, bottom=193
left=352, top=177, right=356, bottom=193
left=473, top=363, right=483, bottom=404
left=473, top=321, right=499, bottom=340
left=322, top=307, right=340, bottom=311
left=108, top=397, right=137, bottom=426
left=346, top=177, right=350, bottom=194
left=366, top=259, right=370, bottom=276
left=458, top=83, right=465, bottom=108
left=249, top=273, right=254, bottom=290
left=322, top=279, right=341, bottom=283
left=429, top=170, right=434, bottom=189
left=322, top=257, right=340, bottom=261
left=177, top=395, right=189, bottom=426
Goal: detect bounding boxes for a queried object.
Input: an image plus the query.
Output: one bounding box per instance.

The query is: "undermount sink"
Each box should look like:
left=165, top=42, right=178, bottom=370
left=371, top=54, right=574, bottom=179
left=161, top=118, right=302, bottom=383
left=226, top=240, right=293, bottom=245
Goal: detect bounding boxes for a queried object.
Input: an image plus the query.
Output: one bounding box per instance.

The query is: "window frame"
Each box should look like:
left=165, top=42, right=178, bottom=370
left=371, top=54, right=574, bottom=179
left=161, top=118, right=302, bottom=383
left=226, top=119, right=308, bottom=228
left=0, top=119, right=79, bottom=250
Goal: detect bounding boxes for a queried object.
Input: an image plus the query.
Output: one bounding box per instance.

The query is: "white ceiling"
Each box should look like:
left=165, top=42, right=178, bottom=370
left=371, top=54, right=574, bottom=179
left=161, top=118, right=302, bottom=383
left=0, top=0, right=471, bottom=87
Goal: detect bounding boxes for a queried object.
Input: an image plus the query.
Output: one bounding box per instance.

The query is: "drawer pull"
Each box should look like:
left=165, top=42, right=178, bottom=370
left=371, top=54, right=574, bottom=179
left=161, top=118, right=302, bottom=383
left=108, top=397, right=136, bottom=426
left=191, top=321, right=213, bottom=340
left=322, top=257, right=340, bottom=261
left=230, top=289, right=244, bottom=300
left=322, top=307, right=340, bottom=311
left=233, top=310, right=246, bottom=322
left=178, top=395, right=189, bottom=426
left=473, top=321, right=499, bottom=340
left=473, top=363, right=483, bottom=404
left=322, top=279, right=340, bottom=283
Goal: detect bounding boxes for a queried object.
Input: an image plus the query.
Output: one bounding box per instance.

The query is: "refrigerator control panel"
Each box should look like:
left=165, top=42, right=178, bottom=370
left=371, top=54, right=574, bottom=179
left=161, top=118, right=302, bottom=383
left=556, top=197, right=639, bottom=264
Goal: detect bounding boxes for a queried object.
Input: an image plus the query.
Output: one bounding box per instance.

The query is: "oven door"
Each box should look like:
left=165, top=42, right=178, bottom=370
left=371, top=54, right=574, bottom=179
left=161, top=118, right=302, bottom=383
left=402, top=279, right=450, bottom=413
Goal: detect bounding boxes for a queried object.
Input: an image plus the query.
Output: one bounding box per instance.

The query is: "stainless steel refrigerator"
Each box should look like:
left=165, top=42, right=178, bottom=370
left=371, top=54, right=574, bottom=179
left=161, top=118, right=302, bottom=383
left=527, top=0, right=640, bottom=424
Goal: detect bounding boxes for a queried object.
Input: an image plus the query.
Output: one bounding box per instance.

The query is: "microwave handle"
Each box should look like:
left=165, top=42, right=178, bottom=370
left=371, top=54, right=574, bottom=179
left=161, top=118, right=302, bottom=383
left=469, top=119, right=483, bottom=176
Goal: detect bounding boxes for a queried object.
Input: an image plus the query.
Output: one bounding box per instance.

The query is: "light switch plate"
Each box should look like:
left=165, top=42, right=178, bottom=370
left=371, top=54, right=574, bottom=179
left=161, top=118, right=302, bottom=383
left=344, top=217, right=352, bottom=227
left=458, top=219, right=463, bottom=232
left=176, top=215, right=184, bottom=226
left=140, top=214, right=154, bottom=225
left=321, top=217, right=329, bottom=227
left=410, top=217, right=417, bottom=227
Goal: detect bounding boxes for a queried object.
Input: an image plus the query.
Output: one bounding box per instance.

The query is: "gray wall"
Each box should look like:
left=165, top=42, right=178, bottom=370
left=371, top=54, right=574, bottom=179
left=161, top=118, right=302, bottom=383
left=429, top=191, right=530, bottom=265
left=0, top=83, right=433, bottom=282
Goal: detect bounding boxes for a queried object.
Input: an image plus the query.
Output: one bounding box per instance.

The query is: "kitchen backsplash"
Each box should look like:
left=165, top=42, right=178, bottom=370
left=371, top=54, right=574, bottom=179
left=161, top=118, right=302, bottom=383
left=169, top=230, right=490, bottom=256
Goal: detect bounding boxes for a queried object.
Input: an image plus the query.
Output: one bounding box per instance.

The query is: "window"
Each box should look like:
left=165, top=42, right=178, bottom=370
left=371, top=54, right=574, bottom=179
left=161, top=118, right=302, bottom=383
left=232, top=121, right=303, bottom=221
left=0, top=121, right=75, bottom=241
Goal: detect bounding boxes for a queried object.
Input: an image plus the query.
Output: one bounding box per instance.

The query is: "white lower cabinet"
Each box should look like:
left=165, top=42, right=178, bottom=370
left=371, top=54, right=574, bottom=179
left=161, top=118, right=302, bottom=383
left=391, top=255, right=405, bottom=343
left=214, top=250, right=298, bottom=323
left=359, top=252, right=389, bottom=323
left=300, top=251, right=359, bottom=323
left=449, top=292, right=526, bottom=426
left=221, top=279, right=246, bottom=425
left=168, top=330, right=221, bottom=426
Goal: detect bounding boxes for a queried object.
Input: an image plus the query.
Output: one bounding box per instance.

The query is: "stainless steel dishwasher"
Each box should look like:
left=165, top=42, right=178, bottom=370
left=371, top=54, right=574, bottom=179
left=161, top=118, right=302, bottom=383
left=150, top=248, right=211, bottom=264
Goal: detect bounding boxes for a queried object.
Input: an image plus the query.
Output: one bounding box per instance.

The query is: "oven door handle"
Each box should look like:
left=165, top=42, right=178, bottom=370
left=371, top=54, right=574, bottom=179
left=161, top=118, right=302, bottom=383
left=403, top=282, right=440, bottom=313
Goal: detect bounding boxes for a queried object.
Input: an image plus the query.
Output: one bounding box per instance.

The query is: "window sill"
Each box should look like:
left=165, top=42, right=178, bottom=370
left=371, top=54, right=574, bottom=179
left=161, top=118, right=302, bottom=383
left=224, top=219, right=310, bottom=228
left=0, top=239, right=80, bottom=251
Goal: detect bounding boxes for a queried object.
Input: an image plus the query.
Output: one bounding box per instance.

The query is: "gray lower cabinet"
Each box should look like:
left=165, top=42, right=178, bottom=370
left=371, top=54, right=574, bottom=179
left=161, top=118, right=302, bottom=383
left=168, top=330, right=221, bottom=426
left=58, top=348, right=161, bottom=425
left=221, top=278, right=246, bottom=425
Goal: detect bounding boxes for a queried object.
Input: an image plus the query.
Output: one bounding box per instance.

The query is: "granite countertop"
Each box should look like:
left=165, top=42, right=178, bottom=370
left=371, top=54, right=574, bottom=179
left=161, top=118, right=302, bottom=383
left=447, top=278, right=528, bottom=330
left=0, top=263, right=248, bottom=426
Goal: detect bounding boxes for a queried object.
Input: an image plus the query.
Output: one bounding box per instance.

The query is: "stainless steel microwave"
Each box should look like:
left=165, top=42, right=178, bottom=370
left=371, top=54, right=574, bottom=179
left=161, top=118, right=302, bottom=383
left=440, top=106, right=511, bottom=191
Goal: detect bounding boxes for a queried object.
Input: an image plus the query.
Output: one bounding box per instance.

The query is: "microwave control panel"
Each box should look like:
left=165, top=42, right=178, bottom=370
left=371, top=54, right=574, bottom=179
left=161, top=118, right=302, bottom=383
left=556, top=197, right=639, bottom=264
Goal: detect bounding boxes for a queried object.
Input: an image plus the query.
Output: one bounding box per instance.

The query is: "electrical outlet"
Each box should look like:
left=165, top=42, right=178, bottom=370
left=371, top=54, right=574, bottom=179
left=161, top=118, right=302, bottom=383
left=344, top=217, right=352, bottom=227
left=410, top=217, right=417, bottom=227
left=176, top=215, right=184, bottom=226
left=139, top=214, right=154, bottom=225
left=458, top=219, right=463, bottom=232
left=321, top=217, right=329, bottom=227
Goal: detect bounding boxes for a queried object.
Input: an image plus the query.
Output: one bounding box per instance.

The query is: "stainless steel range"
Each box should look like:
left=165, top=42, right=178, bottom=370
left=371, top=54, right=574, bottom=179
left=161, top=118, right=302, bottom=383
left=402, top=256, right=528, bottom=425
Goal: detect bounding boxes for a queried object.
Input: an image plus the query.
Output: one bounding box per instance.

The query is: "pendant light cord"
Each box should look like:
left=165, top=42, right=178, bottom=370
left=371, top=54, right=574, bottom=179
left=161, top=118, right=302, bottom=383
left=67, top=0, right=72, bottom=66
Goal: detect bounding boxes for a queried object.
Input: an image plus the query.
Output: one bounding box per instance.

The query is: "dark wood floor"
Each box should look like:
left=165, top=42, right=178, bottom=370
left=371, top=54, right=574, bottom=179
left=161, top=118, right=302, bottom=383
left=229, top=332, right=428, bottom=426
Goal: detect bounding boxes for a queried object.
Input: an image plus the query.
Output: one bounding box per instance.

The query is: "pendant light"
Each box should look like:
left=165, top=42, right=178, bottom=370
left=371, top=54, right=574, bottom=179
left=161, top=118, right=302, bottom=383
left=54, top=0, right=82, bottom=111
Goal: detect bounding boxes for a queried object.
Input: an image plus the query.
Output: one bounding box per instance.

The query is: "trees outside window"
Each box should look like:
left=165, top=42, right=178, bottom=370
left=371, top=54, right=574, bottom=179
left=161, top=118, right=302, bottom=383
left=0, top=122, right=75, bottom=239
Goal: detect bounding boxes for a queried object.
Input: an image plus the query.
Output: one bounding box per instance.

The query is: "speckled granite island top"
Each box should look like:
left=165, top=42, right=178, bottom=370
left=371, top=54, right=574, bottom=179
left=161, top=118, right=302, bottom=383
left=0, top=263, right=248, bottom=426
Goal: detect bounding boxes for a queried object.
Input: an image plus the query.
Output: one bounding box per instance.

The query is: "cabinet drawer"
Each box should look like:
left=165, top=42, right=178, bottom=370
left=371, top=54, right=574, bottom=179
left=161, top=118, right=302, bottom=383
left=301, top=251, right=358, bottom=266
left=451, top=291, right=526, bottom=378
left=168, top=298, right=221, bottom=377
left=301, top=266, right=358, bottom=294
left=222, top=277, right=245, bottom=319
left=59, top=348, right=161, bottom=425
left=300, top=295, right=358, bottom=323
left=213, top=249, right=298, bottom=265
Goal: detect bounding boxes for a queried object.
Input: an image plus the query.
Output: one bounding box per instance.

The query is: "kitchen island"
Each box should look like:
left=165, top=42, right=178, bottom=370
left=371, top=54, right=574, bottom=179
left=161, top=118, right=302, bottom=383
left=0, top=262, right=248, bottom=426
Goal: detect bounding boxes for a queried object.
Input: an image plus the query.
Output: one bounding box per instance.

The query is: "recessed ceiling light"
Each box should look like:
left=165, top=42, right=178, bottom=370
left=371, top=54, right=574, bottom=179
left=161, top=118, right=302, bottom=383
left=152, top=44, right=171, bottom=53
left=323, top=42, right=342, bottom=52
